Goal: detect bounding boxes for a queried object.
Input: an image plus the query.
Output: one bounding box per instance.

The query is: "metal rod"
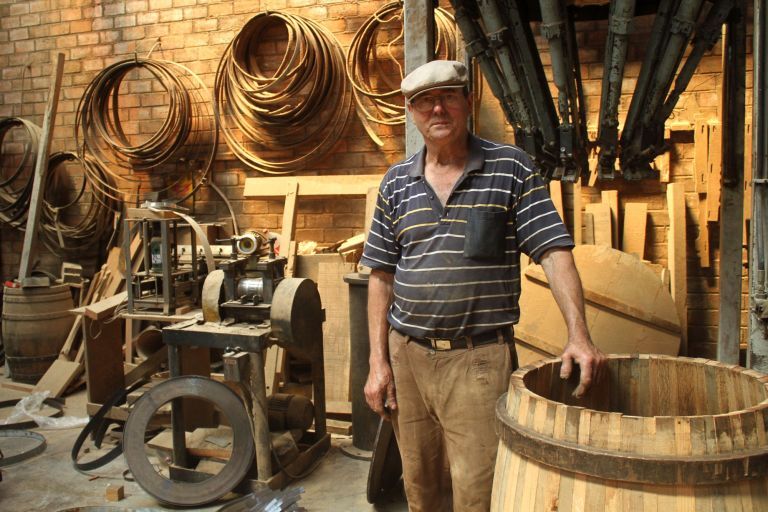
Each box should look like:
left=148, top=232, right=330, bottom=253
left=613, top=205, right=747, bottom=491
left=748, top=0, right=768, bottom=371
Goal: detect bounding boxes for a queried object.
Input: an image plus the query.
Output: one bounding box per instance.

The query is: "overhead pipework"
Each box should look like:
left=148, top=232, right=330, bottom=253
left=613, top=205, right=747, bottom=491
left=448, top=0, right=738, bottom=181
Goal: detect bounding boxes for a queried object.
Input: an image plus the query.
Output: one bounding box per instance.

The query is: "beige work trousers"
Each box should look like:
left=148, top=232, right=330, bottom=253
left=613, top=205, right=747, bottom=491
left=388, top=328, right=513, bottom=512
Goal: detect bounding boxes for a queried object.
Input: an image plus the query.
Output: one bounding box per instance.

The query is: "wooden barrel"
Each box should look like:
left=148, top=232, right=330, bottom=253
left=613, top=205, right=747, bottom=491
left=1, top=284, right=75, bottom=383
left=492, top=354, right=768, bottom=511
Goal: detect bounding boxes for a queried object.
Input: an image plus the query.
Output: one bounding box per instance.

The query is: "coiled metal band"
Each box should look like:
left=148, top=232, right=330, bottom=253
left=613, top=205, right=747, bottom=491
left=214, top=12, right=352, bottom=174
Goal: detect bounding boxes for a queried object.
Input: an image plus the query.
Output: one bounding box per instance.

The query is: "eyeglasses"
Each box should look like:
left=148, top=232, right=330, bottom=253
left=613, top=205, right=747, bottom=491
left=409, top=91, right=465, bottom=113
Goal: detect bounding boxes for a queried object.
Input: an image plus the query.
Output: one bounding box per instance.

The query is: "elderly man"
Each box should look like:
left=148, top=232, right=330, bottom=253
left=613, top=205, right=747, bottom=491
left=360, top=60, right=605, bottom=511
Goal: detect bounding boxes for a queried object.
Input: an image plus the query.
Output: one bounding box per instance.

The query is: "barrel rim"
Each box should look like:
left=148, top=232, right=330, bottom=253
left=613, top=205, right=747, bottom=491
left=496, top=354, right=768, bottom=485
left=495, top=393, right=768, bottom=485
left=510, top=354, right=768, bottom=421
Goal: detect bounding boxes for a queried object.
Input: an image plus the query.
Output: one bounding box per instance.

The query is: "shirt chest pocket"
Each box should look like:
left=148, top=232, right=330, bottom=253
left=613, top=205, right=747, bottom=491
left=463, top=206, right=508, bottom=261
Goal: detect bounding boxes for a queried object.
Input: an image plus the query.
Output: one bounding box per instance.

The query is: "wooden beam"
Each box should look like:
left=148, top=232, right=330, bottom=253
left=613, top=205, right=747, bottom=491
left=622, top=203, right=647, bottom=258
left=706, top=122, right=722, bottom=222
left=600, top=190, right=619, bottom=249
left=666, top=183, right=688, bottom=355
left=584, top=203, right=611, bottom=247
left=571, top=181, right=582, bottom=244
left=549, top=180, right=565, bottom=222
left=694, top=117, right=709, bottom=194
left=281, top=181, right=299, bottom=277
left=18, top=53, right=65, bottom=285
left=582, top=212, right=595, bottom=245
left=404, top=0, right=434, bottom=154
left=695, top=194, right=710, bottom=268
left=364, top=186, right=378, bottom=242
left=243, top=175, right=383, bottom=198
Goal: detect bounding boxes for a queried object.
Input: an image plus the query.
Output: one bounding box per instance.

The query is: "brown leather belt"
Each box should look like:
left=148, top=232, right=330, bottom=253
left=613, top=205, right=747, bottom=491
left=408, top=326, right=514, bottom=351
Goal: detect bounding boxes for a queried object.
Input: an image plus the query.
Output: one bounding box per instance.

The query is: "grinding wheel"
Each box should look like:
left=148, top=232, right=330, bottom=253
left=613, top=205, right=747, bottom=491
left=270, top=278, right=323, bottom=356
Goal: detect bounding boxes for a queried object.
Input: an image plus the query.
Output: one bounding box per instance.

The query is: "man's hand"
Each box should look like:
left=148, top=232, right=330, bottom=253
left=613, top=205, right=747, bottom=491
left=364, top=359, right=397, bottom=420
left=560, top=333, right=606, bottom=398
left=539, top=248, right=607, bottom=398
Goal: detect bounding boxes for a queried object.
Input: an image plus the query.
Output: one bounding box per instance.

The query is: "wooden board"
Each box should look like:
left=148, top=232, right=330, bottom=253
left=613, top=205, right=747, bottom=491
left=294, top=255, right=357, bottom=407
left=693, top=117, right=709, bottom=194
left=622, top=203, right=647, bottom=258
left=706, top=122, right=722, bottom=222
left=666, top=183, right=688, bottom=355
left=84, top=316, right=124, bottom=404
left=571, top=181, right=582, bottom=245
left=584, top=203, right=612, bottom=247
left=281, top=181, right=299, bottom=277
left=695, top=194, right=710, bottom=268
left=364, top=187, right=378, bottom=242
left=744, top=120, right=753, bottom=246
left=243, top=175, right=383, bottom=198
left=549, top=180, right=565, bottom=223
left=601, top=190, right=619, bottom=248
left=582, top=213, right=595, bottom=245
left=32, top=360, right=83, bottom=398
left=515, top=245, right=681, bottom=367
left=148, top=427, right=233, bottom=460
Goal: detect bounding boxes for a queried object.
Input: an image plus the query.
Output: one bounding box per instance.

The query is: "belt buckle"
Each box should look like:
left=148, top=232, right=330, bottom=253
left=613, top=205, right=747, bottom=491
left=429, top=338, right=452, bottom=350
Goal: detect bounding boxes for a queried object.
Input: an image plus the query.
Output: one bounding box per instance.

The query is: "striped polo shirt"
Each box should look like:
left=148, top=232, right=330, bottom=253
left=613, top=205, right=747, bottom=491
left=360, top=134, right=573, bottom=340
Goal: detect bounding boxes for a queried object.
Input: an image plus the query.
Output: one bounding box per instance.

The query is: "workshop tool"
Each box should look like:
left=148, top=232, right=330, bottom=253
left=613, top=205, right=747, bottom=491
left=122, top=203, right=211, bottom=316
left=123, top=232, right=328, bottom=506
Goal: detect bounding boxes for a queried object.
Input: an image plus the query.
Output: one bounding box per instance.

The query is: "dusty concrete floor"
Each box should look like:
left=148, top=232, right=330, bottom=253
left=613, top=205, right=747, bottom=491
left=0, top=367, right=408, bottom=512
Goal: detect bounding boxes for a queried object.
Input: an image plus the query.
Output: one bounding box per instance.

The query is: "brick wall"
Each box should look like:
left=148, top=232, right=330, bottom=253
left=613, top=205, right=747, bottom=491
left=0, top=0, right=754, bottom=358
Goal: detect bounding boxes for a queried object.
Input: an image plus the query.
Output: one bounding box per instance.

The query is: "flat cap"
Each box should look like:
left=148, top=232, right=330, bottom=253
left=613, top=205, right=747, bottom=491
left=401, top=60, right=468, bottom=100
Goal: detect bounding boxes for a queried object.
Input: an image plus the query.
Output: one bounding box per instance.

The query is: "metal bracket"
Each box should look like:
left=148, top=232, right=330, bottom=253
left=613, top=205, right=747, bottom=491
left=540, top=21, right=564, bottom=40
left=669, top=16, right=695, bottom=37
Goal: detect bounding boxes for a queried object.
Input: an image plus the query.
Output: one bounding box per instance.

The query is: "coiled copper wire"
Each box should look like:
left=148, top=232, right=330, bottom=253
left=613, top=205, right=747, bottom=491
left=214, top=12, right=353, bottom=174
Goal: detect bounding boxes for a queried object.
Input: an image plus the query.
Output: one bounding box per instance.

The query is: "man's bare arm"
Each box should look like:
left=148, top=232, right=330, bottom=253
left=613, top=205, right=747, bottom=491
left=539, top=247, right=606, bottom=397
left=364, top=269, right=397, bottom=419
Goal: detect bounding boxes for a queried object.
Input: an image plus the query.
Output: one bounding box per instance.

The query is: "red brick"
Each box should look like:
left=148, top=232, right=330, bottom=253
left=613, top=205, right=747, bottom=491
left=146, top=24, right=170, bottom=38
left=100, top=30, right=121, bottom=44
left=193, top=18, right=218, bottom=32
left=115, top=14, right=137, bottom=28
left=209, top=3, right=234, bottom=16
left=19, top=13, right=41, bottom=27
left=10, top=4, right=30, bottom=16
left=9, top=28, right=29, bottom=41
left=126, top=0, right=149, bottom=13
left=29, top=25, right=50, bottom=38
left=76, top=32, right=99, bottom=45
left=122, top=26, right=146, bottom=41
left=137, top=12, right=160, bottom=25
left=60, top=7, right=82, bottom=21
left=47, top=23, right=70, bottom=36
left=14, top=40, right=34, bottom=52
left=183, top=6, right=208, bottom=20
left=70, top=19, right=92, bottom=33
left=93, top=17, right=114, bottom=30
left=104, top=3, right=126, bottom=16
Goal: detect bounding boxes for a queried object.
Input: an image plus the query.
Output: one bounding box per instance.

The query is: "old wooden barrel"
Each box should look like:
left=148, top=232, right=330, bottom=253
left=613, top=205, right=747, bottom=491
left=1, top=284, right=75, bottom=383
left=492, top=354, right=768, bottom=511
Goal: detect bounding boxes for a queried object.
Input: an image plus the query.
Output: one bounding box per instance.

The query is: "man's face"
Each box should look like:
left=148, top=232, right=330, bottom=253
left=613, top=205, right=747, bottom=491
left=407, top=88, right=471, bottom=144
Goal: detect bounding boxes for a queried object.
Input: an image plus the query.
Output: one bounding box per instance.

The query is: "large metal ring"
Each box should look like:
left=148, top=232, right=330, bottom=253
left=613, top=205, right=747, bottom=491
left=0, top=430, right=46, bottom=467
left=123, top=376, right=254, bottom=506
